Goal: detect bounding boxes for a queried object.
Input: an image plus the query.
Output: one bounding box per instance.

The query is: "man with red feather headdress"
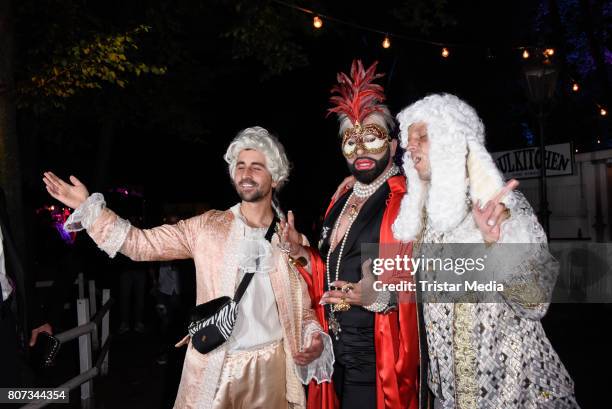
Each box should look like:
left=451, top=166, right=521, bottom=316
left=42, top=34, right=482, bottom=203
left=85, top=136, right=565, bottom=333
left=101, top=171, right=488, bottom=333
left=283, top=60, right=421, bottom=409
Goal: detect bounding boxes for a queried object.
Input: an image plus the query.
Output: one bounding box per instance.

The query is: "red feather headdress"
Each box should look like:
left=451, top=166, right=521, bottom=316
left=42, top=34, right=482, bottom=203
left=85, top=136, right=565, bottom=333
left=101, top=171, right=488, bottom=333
left=328, top=60, right=386, bottom=126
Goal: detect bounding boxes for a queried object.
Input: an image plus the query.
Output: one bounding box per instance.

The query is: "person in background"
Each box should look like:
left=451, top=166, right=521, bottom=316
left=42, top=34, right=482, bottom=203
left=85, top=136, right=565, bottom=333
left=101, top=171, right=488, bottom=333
left=1, top=186, right=51, bottom=387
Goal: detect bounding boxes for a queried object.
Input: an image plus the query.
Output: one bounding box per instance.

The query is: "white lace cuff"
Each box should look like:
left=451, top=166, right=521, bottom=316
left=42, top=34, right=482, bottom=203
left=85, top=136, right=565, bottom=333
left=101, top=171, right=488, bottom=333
left=64, top=192, right=106, bottom=232
left=295, top=321, right=334, bottom=385
left=98, top=217, right=131, bottom=258
left=63, top=193, right=132, bottom=258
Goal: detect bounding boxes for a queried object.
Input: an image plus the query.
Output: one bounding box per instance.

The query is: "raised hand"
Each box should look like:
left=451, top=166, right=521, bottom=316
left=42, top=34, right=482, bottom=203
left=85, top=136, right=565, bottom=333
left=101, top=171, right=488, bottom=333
left=279, top=210, right=303, bottom=257
left=472, top=179, right=519, bottom=243
left=42, top=171, right=89, bottom=209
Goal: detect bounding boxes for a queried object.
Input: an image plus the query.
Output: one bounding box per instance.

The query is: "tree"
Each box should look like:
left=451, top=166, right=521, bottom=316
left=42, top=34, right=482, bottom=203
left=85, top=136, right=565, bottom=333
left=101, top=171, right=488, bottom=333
left=17, top=24, right=167, bottom=111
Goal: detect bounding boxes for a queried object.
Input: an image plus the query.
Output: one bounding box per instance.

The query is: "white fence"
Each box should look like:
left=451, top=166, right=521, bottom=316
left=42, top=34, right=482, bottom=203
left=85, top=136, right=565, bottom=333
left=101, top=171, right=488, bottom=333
left=24, top=275, right=113, bottom=408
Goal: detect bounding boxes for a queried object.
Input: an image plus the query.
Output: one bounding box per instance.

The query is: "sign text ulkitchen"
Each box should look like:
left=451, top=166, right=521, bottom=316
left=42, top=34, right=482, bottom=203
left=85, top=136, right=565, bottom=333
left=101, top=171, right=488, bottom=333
left=491, top=143, right=573, bottom=179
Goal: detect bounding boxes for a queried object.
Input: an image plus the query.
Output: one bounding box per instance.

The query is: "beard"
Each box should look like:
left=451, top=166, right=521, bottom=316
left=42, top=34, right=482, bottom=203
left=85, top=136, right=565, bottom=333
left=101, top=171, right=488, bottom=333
left=348, top=148, right=391, bottom=184
left=233, top=178, right=269, bottom=202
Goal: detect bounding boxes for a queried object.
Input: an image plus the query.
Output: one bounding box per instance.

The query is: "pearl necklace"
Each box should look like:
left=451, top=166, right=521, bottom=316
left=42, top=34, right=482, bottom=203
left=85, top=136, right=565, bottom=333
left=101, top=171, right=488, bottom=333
left=353, top=165, right=399, bottom=198
left=326, top=193, right=357, bottom=291
left=325, top=164, right=399, bottom=339
left=326, top=193, right=356, bottom=339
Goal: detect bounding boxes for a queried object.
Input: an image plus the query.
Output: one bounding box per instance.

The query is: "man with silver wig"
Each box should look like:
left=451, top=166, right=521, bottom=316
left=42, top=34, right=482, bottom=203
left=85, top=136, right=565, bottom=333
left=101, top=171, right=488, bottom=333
left=42, top=125, right=334, bottom=408
left=224, top=126, right=291, bottom=190
left=224, top=126, right=291, bottom=220
left=393, top=93, right=579, bottom=408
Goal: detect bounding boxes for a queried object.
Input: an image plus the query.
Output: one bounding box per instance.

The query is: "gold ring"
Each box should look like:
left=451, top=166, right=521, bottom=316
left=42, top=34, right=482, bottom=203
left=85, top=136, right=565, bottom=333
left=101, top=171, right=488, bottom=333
left=341, top=283, right=355, bottom=293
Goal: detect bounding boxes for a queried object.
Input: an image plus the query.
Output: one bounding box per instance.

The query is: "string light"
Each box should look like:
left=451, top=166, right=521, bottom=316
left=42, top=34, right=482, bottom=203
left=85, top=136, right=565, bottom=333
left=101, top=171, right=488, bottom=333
left=597, top=139, right=601, bottom=144
left=382, top=35, right=391, bottom=49
left=275, top=1, right=608, bottom=119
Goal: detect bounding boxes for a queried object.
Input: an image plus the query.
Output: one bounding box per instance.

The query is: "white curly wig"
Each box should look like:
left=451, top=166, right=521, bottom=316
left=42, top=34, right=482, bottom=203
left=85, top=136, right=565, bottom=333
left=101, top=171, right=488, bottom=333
left=392, top=93, right=511, bottom=242
left=224, top=126, right=291, bottom=189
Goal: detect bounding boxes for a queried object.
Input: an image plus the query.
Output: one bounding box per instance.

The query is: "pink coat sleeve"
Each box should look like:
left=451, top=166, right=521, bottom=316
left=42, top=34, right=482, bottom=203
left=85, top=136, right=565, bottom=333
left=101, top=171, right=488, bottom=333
left=87, top=207, right=207, bottom=261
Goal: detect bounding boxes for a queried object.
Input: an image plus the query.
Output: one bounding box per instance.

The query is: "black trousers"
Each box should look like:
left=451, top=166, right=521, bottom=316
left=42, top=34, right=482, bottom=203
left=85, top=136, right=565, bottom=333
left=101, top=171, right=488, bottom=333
left=333, top=360, right=377, bottom=409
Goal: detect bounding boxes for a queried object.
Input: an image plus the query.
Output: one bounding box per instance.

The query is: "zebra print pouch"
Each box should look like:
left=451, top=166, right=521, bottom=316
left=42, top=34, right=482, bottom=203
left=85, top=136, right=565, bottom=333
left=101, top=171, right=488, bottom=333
left=187, top=293, right=242, bottom=354
left=187, top=216, right=278, bottom=355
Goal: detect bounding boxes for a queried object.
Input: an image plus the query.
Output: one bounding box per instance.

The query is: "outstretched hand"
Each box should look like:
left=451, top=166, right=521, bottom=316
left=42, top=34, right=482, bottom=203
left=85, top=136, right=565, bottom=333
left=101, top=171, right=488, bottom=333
left=43, top=171, right=89, bottom=209
left=472, top=179, right=519, bottom=243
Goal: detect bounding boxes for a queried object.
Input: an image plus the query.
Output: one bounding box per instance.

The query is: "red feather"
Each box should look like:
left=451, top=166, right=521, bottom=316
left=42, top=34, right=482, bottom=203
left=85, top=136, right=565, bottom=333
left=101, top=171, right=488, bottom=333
left=327, top=60, right=386, bottom=125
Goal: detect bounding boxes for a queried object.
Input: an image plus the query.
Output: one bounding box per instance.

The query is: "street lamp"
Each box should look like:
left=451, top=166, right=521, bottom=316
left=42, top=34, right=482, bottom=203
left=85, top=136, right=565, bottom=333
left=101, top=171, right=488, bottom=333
left=523, top=59, right=558, bottom=237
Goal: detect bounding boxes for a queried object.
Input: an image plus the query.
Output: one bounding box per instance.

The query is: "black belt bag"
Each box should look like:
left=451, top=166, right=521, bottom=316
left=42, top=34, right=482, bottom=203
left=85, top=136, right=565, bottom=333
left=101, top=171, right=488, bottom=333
left=187, top=216, right=278, bottom=354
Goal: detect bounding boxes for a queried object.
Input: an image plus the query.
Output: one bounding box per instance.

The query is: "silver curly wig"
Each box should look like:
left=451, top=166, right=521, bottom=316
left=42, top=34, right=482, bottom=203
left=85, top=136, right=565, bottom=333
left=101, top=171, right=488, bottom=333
left=224, top=126, right=291, bottom=190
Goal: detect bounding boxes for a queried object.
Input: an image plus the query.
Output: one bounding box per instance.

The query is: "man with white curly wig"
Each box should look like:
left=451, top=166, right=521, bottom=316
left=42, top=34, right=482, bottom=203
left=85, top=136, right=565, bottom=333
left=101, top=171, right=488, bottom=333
left=41, top=126, right=334, bottom=409
left=393, top=94, right=579, bottom=408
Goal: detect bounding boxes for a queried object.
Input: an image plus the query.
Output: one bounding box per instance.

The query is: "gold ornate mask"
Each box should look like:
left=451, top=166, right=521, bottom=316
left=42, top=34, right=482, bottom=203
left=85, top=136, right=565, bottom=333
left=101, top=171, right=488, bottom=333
left=342, top=123, right=390, bottom=159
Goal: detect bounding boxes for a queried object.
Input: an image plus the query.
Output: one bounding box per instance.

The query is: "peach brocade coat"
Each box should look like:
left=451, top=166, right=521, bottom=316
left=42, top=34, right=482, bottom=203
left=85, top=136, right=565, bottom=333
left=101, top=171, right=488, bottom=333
left=86, top=207, right=317, bottom=409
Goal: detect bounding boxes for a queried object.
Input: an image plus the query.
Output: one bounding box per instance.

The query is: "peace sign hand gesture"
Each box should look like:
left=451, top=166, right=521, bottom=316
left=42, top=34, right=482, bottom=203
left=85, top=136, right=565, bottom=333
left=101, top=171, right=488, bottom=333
left=279, top=210, right=304, bottom=258
left=472, top=179, right=519, bottom=243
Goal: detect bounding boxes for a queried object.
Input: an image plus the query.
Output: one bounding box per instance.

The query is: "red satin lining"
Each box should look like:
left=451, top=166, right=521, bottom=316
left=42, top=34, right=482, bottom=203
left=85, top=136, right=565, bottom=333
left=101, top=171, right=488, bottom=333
left=297, top=250, right=338, bottom=409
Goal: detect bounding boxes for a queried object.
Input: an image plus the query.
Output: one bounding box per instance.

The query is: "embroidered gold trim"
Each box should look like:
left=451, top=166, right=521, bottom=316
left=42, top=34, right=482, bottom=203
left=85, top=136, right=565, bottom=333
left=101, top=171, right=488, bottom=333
left=453, top=302, right=478, bottom=409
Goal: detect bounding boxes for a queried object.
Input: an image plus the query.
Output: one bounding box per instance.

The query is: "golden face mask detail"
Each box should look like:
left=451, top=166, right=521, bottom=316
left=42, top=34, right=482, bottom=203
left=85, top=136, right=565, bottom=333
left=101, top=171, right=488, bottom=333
left=342, top=123, right=390, bottom=159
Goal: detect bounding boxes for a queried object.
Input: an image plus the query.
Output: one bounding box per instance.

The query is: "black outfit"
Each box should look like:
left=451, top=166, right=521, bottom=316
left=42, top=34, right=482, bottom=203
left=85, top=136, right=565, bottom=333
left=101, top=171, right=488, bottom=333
left=318, top=184, right=388, bottom=409
left=0, top=187, right=37, bottom=388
